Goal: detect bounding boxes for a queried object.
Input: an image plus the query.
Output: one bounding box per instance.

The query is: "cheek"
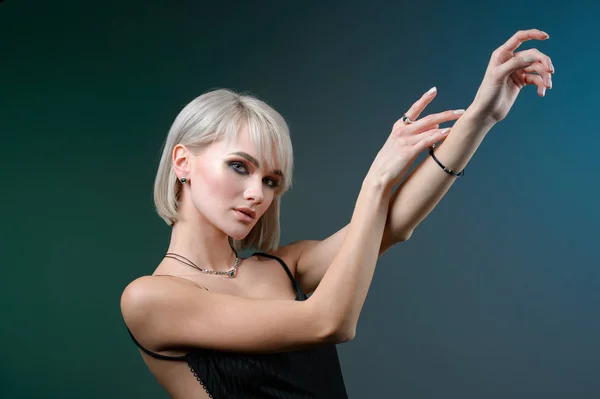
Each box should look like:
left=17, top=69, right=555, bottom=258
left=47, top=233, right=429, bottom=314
left=211, top=173, right=239, bottom=200
left=193, top=166, right=239, bottom=208
left=258, top=194, right=277, bottom=217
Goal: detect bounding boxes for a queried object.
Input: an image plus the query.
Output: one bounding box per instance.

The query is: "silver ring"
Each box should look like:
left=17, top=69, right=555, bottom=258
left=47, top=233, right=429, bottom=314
left=401, top=114, right=414, bottom=124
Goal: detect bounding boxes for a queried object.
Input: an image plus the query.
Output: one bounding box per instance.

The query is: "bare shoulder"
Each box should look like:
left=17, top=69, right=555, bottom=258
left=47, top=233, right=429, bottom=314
left=264, top=240, right=320, bottom=277
left=122, top=274, right=201, bottom=299
left=120, top=275, right=201, bottom=324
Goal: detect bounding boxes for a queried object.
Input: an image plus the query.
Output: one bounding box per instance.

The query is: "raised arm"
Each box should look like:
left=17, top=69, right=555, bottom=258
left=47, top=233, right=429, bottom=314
left=387, top=28, right=554, bottom=241
left=289, top=105, right=463, bottom=294
left=289, top=29, right=554, bottom=296
left=120, top=111, right=448, bottom=354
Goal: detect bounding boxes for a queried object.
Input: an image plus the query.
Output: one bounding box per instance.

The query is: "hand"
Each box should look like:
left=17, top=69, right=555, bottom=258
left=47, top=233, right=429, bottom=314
left=470, top=28, right=554, bottom=125
left=368, top=88, right=464, bottom=188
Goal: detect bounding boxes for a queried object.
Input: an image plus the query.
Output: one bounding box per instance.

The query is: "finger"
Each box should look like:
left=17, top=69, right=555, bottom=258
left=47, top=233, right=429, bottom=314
left=404, top=124, right=440, bottom=144
left=409, top=109, right=464, bottom=133
left=498, top=29, right=549, bottom=54
left=413, top=128, right=451, bottom=151
left=515, top=48, right=553, bottom=73
left=523, top=63, right=552, bottom=89
left=404, top=86, right=438, bottom=121
left=522, top=73, right=547, bottom=97
left=495, top=53, right=548, bottom=80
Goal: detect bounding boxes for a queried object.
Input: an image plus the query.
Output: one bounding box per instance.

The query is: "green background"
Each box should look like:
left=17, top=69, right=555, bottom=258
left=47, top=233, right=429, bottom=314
left=2, top=0, right=598, bottom=398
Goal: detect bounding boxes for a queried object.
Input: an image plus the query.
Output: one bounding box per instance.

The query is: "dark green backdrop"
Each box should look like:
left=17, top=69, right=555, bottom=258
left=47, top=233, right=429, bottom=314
left=2, top=1, right=598, bottom=398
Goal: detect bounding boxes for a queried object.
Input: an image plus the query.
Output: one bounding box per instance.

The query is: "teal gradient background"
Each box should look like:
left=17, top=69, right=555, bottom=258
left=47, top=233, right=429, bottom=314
left=1, top=1, right=598, bottom=398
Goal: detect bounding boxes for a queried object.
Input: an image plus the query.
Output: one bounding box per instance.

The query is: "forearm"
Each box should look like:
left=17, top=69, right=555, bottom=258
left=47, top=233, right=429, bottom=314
left=387, top=107, right=496, bottom=241
left=309, top=174, right=391, bottom=338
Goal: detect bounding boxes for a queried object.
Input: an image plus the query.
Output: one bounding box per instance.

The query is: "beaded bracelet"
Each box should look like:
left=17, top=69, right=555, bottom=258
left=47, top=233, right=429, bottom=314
left=428, top=143, right=464, bottom=177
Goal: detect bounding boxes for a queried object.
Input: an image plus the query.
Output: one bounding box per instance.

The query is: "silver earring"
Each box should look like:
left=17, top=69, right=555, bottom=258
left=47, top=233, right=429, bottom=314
left=180, top=177, right=187, bottom=184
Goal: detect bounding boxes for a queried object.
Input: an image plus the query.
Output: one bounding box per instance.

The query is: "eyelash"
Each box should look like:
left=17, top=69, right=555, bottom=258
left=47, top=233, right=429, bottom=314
left=228, top=162, right=281, bottom=189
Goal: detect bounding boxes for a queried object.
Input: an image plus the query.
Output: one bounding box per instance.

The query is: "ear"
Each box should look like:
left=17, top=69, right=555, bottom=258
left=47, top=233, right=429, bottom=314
left=172, top=144, right=192, bottom=178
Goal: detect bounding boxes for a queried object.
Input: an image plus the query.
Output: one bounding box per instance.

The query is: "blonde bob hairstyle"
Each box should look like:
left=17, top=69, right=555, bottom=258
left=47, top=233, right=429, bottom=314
left=154, top=88, right=294, bottom=252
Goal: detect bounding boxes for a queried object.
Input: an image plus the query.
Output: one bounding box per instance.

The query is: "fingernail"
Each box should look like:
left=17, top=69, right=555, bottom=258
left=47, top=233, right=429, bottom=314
left=453, top=109, right=465, bottom=115
left=523, top=56, right=536, bottom=63
left=542, top=87, right=546, bottom=96
left=427, top=87, right=437, bottom=95
left=548, top=76, right=552, bottom=89
left=441, top=128, right=450, bottom=134
left=550, top=61, right=555, bottom=73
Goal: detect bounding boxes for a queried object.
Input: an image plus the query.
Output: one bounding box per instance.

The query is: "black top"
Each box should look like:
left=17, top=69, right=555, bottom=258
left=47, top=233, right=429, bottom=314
left=127, top=252, right=348, bottom=399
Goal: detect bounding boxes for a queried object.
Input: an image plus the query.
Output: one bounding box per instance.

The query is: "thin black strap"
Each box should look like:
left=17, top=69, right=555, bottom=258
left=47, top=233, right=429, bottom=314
left=253, top=252, right=307, bottom=300
left=127, top=328, right=187, bottom=361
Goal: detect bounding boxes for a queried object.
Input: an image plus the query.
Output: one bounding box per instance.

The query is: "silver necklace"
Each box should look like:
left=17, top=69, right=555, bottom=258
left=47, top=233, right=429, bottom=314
left=164, top=252, right=240, bottom=278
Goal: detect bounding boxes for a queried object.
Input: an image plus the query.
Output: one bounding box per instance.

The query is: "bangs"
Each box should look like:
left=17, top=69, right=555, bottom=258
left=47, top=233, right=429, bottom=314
left=214, top=104, right=293, bottom=192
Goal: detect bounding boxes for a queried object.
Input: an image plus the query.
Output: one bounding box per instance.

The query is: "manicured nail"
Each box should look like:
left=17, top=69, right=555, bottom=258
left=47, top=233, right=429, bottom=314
left=548, top=76, right=552, bottom=89
left=549, top=60, right=555, bottom=73
left=542, top=87, right=546, bottom=96
left=523, top=56, right=536, bottom=63
left=427, top=86, right=437, bottom=95
left=542, top=31, right=550, bottom=38
left=441, top=128, right=450, bottom=134
left=453, top=109, right=465, bottom=115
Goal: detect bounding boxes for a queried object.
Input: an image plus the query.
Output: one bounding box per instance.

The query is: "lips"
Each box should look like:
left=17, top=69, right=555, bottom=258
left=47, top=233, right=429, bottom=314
left=234, top=208, right=256, bottom=220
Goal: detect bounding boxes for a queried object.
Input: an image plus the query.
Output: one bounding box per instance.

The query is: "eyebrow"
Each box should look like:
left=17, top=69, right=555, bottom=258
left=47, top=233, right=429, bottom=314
left=229, top=151, right=284, bottom=177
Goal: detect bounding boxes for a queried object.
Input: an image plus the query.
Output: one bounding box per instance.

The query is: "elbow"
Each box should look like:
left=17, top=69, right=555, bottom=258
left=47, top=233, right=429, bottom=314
left=335, top=326, right=356, bottom=343
left=321, top=322, right=356, bottom=344
left=394, top=229, right=413, bottom=243
left=308, top=298, right=357, bottom=344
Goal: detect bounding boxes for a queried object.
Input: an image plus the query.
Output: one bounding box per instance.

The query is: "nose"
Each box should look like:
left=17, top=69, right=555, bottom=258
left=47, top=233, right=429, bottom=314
left=243, top=178, right=264, bottom=204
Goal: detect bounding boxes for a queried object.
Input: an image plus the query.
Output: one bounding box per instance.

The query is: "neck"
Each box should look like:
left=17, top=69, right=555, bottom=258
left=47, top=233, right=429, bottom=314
left=166, top=211, right=239, bottom=274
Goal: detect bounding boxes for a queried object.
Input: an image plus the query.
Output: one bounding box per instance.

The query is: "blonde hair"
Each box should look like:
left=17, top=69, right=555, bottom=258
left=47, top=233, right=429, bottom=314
left=153, top=88, right=294, bottom=252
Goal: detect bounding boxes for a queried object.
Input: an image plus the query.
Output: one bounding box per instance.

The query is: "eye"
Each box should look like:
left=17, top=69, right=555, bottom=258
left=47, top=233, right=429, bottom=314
left=230, top=161, right=281, bottom=189
left=264, top=177, right=281, bottom=189
left=229, top=162, right=248, bottom=174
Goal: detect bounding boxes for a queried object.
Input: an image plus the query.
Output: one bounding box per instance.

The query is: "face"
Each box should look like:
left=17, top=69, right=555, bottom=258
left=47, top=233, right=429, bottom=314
left=182, top=129, right=283, bottom=240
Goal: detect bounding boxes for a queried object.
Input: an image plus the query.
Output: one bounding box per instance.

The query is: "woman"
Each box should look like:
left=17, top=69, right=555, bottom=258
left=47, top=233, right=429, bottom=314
left=121, top=29, right=553, bottom=398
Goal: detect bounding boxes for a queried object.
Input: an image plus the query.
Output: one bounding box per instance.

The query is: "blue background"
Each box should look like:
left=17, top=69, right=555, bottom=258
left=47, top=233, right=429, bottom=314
left=1, top=0, right=598, bottom=397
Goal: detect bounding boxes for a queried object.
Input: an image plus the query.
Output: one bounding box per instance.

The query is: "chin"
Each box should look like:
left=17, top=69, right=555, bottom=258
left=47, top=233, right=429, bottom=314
left=229, top=232, right=248, bottom=241
left=227, top=225, right=255, bottom=241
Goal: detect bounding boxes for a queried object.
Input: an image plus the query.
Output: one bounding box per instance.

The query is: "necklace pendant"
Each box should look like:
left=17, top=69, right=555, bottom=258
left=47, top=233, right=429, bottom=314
left=227, top=270, right=235, bottom=278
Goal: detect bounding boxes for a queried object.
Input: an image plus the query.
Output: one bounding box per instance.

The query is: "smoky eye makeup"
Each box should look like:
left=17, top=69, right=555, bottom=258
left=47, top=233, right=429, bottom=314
left=227, top=160, right=281, bottom=188
left=228, top=161, right=248, bottom=174
left=265, top=176, right=282, bottom=189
